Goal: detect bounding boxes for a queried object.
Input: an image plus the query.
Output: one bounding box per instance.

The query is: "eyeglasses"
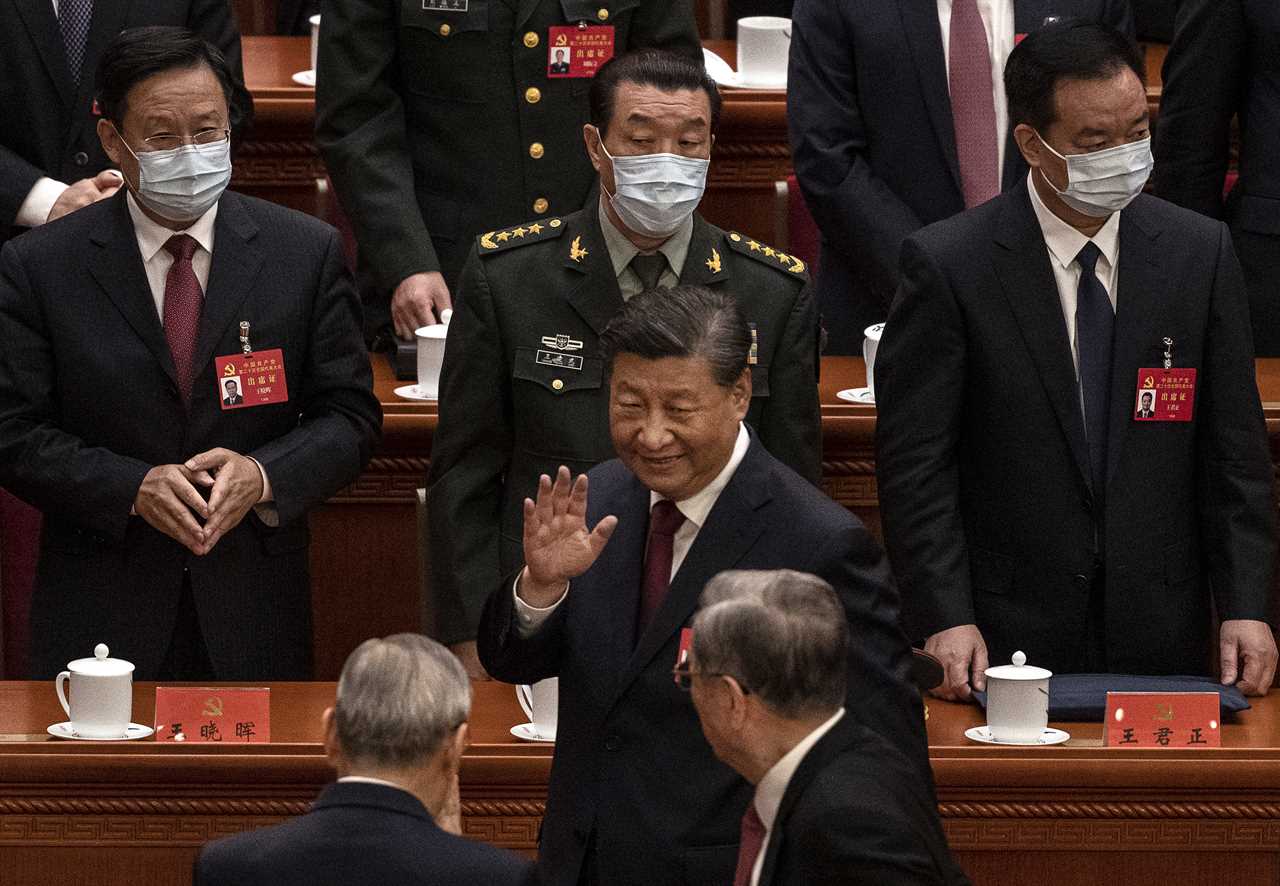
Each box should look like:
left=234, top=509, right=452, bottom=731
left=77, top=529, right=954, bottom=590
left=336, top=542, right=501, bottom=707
left=672, top=663, right=750, bottom=694
left=142, top=128, right=231, bottom=151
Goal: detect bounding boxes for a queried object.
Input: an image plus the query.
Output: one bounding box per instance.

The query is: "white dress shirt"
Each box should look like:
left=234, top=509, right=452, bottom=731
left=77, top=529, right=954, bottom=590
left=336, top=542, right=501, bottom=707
left=749, top=707, right=847, bottom=886
left=936, top=0, right=1015, bottom=176
left=514, top=423, right=751, bottom=633
left=1026, top=171, right=1121, bottom=375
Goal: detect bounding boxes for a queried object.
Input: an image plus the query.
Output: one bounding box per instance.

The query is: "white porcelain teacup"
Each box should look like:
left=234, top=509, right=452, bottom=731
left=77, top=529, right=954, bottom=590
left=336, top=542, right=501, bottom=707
left=309, top=15, right=321, bottom=75
left=862, top=323, right=885, bottom=399
left=736, top=17, right=791, bottom=88
left=55, top=644, right=135, bottom=739
left=414, top=323, right=450, bottom=399
left=984, top=651, right=1052, bottom=742
left=516, top=677, right=558, bottom=740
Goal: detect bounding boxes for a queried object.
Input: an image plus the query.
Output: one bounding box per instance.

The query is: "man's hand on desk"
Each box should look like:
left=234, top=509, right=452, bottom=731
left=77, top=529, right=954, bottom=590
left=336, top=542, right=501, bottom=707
left=134, top=464, right=210, bottom=555
left=46, top=170, right=122, bottom=223
left=1219, top=619, right=1279, bottom=696
left=185, top=448, right=265, bottom=553
left=924, top=624, right=988, bottom=702
left=392, top=271, right=452, bottom=340
left=518, top=467, right=617, bottom=608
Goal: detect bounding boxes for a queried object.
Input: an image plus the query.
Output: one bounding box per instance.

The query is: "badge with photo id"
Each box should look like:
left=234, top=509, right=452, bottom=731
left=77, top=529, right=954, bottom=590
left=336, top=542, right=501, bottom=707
left=1134, top=367, right=1196, bottom=422
left=216, top=350, right=289, bottom=410
left=547, top=26, right=615, bottom=78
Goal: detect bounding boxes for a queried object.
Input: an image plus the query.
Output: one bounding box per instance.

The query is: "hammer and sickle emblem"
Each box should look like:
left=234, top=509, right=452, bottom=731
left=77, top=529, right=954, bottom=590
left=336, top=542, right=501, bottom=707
left=1143, top=375, right=1154, bottom=388
left=203, top=696, right=224, bottom=717
left=555, top=33, right=569, bottom=46
left=223, top=364, right=237, bottom=377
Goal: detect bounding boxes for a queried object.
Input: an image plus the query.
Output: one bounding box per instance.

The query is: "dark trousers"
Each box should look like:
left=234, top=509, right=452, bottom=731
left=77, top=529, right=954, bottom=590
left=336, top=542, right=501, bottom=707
left=157, top=569, right=216, bottom=681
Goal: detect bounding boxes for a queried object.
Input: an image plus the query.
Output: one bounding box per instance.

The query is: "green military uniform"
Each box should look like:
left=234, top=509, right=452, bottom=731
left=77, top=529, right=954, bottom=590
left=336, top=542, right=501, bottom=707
left=315, top=0, right=701, bottom=336
left=427, top=200, right=822, bottom=643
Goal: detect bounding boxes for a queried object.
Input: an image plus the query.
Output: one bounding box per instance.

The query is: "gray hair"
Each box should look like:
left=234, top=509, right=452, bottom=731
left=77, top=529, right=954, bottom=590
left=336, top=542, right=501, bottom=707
left=334, top=633, right=471, bottom=768
left=598, top=285, right=751, bottom=387
left=691, top=570, right=847, bottom=719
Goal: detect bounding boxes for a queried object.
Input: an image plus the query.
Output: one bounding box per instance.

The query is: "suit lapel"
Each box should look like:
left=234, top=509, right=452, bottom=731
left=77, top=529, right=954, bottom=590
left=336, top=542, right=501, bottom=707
left=88, top=192, right=179, bottom=388
left=597, top=475, right=652, bottom=682
left=191, top=194, right=265, bottom=384
left=991, top=181, right=1092, bottom=493
left=1104, top=203, right=1166, bottom=486
left=562, top=203, right=626, bottom=335
left=898, top=0, right=961, bottom=194
left=15, top=0, right=75, bottom=109
left=609, top=439, right=773, bottom=709
left=677, top=216, right=731, bottom=288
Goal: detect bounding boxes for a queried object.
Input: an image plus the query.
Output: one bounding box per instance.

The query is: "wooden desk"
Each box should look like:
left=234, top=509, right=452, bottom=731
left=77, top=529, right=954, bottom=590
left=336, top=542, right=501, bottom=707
left=2, top=681, right=1277, bottom=886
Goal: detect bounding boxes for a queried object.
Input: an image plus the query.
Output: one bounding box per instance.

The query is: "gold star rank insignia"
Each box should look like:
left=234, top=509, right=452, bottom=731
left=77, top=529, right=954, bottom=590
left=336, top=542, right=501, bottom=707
left=705, top=248, right=722, bottom=274
left=569, top=235, right=589, bottom=263
left=724, top=231, right=809, bottom=278
left=527, top=223, right=544, bottom=234
left=747, top=240, right=761, bottom=252
left=512, top=227, right=527, bottom=238
left=762, top=246, right=776, bottom=257
left=496, top=230, right=512, bottom=243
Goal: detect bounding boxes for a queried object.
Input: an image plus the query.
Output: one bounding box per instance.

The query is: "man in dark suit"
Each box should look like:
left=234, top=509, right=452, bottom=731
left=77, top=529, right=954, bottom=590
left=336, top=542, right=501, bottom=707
left=1, top=0, right=252, bottom=243
left=875, top=22, right=1277, bottom=701
left=550, top=48, right=572, bottom=75
left=0, top=28, right=381, bottom=680
left=787, top=0, right=1133, bottom=353
left=221, top=379, right=243, bottom=406
left=1153, top=0, right=1280, bottom=355
left=429, top=50, right=821, bottom=675
left=315, top=0, right=700, bottom=344
left=685, top=569, right=966, bottom=886
left=1135, top=390, right=1154, bottom=418
left=195, top=633, right=532, bottom=886
left=478, top=285, right=923, bottom=886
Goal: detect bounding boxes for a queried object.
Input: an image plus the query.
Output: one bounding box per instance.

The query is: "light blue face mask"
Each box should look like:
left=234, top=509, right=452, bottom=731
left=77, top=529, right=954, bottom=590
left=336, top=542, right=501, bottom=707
left=595, top=129, right=710, bottom=237
left=118, top=129, right=232, bottom=223
left=1036, top=133, right=1153, bottom=218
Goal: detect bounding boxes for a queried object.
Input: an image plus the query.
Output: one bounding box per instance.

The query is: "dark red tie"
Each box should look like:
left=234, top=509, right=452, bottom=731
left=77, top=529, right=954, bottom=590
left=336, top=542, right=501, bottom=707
left=163, top=234, right=204, bottom=406
left=949, top=0, right=1001, bottom=207
left=733, top=803, right=766, bottom=886
left=637, top=499, right=685, bottom=637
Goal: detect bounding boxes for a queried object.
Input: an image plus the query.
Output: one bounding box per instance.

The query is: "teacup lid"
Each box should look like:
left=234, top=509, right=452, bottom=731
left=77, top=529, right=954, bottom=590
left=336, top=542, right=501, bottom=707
left=67, top=644, right=134, bottom=676
left=984, top=650, right=1051, bottom=681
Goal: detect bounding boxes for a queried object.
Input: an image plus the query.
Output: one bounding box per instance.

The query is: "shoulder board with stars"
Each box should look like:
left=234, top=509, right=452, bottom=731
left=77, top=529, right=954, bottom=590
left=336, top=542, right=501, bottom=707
left=477, top=218, right=565, bottom=255
left=724, top=231, right=808, bottom=278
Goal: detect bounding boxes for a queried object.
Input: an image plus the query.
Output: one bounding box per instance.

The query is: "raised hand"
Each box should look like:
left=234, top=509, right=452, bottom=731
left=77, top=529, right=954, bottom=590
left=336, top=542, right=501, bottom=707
left=519, top=466, right=617, bottom=607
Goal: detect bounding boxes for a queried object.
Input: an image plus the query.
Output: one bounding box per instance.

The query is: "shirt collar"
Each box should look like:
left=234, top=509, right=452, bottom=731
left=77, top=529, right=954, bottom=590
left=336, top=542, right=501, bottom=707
left=1026, top=171, right=1120, bottom=273
left=650, top=422, right=750, bottom=530
left=337, top=775, right=414, bottom=792
left=126, top=190, right=218, bottom=264
left=598, top=196, right=695, bottom=281
left=752, top=708, right=846, bottom=830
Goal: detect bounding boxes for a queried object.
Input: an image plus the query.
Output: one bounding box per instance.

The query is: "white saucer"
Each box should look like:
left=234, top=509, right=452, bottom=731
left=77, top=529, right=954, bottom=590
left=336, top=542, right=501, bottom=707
left=47, top=722, right=155, bottom=741
left=291, top=69, right=316, bottom=87
left=701, top=48, right=786, bottom=91
left=964, top=725, right=1070, bottom=746
left=510, top=722, right=555, bottom=743
left=836, top=387, right=875, bottom=404
left=394, top=384, right=437, bottom=401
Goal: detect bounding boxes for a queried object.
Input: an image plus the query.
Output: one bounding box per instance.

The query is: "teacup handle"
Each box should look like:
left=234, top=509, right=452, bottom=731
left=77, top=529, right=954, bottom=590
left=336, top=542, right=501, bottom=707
left=516, top=684, right=534, bottom=722
left=55, top=670, right=72, bottom=720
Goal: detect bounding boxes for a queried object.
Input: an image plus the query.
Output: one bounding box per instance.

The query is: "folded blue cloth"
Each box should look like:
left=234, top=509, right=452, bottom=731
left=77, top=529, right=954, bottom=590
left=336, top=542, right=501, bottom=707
left=972, top=674, right=1250, bottom=722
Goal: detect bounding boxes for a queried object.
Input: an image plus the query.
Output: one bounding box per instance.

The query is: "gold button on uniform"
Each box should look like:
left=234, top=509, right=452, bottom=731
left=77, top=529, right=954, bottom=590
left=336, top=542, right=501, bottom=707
left=529, top=142, right=545, bottom=159
left=525, top=86, right=542, bottom=104
left=439, top=23, right=451, bottom=36
left=597, top=7, right=609, bottom=20
left=533, top=197, right=550, bottom=214
left=552, top=379, right=565, bottom=391
left=523, top=31, right=539, bottom=48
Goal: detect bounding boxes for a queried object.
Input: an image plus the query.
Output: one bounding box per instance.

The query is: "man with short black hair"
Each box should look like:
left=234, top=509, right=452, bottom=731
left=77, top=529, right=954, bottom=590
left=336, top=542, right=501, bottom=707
left=194, top=634, right=532, bottom=886
left=429, top=49, right=821, bottom=676
left=875, top=21, right=1277, bottom=700
left=685, top=569, right=966, bottom=886
left=478, top=284, right=921, bottom=886
left=0, top=27, right=381, bottom=680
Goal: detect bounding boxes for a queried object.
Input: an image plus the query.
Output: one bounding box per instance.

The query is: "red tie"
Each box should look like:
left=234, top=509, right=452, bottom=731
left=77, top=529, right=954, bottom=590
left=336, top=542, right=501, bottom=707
left=949, top=0, right=1001, bottom=208
left=637, top=499, right=685, bottom=637
left=163, top=234, right=204, bottom=406
left=733, top=803, right=766, bottom=886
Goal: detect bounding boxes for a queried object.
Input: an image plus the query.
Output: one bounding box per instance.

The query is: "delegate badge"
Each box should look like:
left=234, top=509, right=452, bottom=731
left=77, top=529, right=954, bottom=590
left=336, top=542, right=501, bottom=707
left=547, top=26, right=615, bottom=78
left=1134, top=367, right=1196, bottom=422
left=216, top=349, right=289, bottom=410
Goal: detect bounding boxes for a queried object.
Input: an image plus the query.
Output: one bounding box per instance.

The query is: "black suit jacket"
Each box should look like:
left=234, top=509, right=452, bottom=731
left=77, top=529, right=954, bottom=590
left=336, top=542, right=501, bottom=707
left=874, top=180, right=1274, bottom=676
left=757, top=714, right=968, bottom=886
left=1, top=0, right=253, bottom=241
left=1152, top=0, right=1280, bottom=355
left=194, top=781, right=533, bottom=886
left=477, top=435, right=924, bottom=886
left=786, top=0, right=1134, bottom=353
left=0, top=190, right=382, bottom=679
left=428, top=202, right=822, bottom=644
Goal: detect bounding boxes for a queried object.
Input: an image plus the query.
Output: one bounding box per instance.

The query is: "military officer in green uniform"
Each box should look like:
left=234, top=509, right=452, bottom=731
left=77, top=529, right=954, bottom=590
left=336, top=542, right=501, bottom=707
left=428, top=50, right=822, bottom=672
left=315, top=0, right=700, bottom=343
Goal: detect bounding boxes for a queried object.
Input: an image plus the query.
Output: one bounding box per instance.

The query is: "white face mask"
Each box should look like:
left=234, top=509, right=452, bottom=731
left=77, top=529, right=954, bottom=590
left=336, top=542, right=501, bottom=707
left=118, top=129, right=232, bottom=223
left=596, top=131, right=709, bottom=238
left=1035, top=133, right=1153, bottom=218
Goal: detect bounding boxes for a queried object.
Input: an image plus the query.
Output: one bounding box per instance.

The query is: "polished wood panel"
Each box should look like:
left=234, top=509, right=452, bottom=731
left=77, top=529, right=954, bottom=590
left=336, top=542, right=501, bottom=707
left=1, top=681, right=1277, bottom=886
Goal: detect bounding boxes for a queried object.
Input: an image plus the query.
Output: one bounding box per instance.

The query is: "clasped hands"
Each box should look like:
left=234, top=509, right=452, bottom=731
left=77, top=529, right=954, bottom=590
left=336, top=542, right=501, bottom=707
left=516, top=466, right=618, bottom=607
left=133, top=448, right=263, bottom=556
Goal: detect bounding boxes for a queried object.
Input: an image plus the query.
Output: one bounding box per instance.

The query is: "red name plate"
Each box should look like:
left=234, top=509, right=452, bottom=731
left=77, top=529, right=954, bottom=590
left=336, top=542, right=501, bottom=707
left=153, top=687, right=271, bottom=743
left=1104, top=692, right=1220, bottom=748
